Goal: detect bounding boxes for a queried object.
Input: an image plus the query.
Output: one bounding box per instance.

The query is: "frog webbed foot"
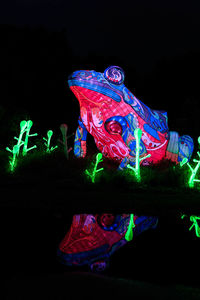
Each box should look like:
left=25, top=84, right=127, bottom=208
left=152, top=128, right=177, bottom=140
left=166, top=131, right=194, bottom=163
left=178, top=135, right=194, bottom=163
left=118, top=156, right=136, bottom=170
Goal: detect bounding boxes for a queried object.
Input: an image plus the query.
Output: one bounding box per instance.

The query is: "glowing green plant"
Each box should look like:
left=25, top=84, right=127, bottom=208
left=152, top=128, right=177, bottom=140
left=180, top=137, right=200, bottom=188
left=127, top=128, right=151, bottom=182
left=6, top=120, right=37, bottom=171
left=43, top=130, right=58, bottom=153
left=6, top=120, right=27, bottom=157
left=125, top=214, right=135, bottom=241
left=22, top=120, right=38, bottom=156
left=6, top=145, right=20, bottom=172
left=59, top=124, right=73, bottom=159
left=85, top=153, right=104, bottom=183
left=181, top=214, right=200, bottom=237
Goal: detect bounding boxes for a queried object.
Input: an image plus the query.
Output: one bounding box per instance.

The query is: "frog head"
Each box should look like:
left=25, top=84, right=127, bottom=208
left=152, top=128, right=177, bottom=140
left=68, top=66, right=133, bottom=159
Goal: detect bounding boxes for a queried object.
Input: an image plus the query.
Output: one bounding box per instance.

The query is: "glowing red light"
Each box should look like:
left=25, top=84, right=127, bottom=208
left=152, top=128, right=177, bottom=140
left=105, top=121, right=122, bottom=135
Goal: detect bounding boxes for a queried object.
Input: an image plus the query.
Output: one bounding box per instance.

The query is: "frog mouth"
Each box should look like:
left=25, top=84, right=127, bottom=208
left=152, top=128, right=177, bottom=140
left=70, top=86, right=102, bottom=107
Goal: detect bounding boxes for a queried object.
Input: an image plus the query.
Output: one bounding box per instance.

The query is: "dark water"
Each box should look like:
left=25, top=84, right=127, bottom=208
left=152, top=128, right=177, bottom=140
left=2, top=207, right=200, bottom=299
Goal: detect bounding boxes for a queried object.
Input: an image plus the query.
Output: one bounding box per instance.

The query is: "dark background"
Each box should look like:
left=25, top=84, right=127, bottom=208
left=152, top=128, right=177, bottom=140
left=2, top=1, right=200, bottom=298
left=1, top=0, right=200, bottom=144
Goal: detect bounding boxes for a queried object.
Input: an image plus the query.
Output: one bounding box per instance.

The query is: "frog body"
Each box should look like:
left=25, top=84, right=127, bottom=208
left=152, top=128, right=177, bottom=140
left=68, top=66, right=193, bottom=168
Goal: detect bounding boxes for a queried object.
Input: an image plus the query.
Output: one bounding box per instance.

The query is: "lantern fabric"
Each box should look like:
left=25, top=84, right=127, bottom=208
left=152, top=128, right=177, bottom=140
left=57, top=214, right=158, bottom=270
left=69, top=66, right=194, bottom=168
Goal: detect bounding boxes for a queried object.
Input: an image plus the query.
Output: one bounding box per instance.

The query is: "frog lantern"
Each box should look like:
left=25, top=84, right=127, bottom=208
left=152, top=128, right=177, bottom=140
left=68, top=66, right=194, bottom=169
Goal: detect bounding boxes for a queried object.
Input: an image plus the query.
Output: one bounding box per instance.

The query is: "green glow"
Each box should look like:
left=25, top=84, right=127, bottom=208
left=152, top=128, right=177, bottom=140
left=85, top=153, right=104, bottom=183
left=127, top=128, right=151, bottom=182
left=125, top=214, right=135, bottom=241
left=189, top=216, right=200, bottom=237
left=180, top=137, right=200, bottom=188
left=181, top=214, right=200, bottom=237
left=181, top=214, right=186, bottom=219
left=180, top=157, right=188, bottom=167
left=6, top=120, right=37, bottom=172
left=6, top=144, right=19, bottom=172
left=22, top=120, right=38, bottom=156
left=43, top=130, right=58, bottom=153
left=6, top=120, right=27, bottom=157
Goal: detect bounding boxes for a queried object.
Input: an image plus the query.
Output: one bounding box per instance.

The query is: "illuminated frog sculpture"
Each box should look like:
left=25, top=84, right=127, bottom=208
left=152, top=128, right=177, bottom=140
left=69, top=66, right=194, bottom=169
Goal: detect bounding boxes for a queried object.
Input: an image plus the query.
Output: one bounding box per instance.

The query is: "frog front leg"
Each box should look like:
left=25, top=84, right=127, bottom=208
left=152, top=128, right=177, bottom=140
left=74, top=117, right=88, bottom=158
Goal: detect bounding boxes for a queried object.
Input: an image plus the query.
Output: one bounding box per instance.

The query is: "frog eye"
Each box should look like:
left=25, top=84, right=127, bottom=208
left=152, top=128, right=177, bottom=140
left=97, top=214, right=118, bottom=231
left=105, top=120, right=123, bottom=135
left=104, top=66, right=125, bottom=85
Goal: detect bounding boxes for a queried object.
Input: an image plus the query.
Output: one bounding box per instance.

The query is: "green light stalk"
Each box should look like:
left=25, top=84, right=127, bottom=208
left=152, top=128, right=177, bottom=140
left=6, top=121, right=27, bottom=171
left=10, top=120, right=27, bottom=156
left=127, top=128, right=151, bottom=182
left=85, top=153, right=104, bottom=183
left=43, top=130, right=58, bottom=153
left=125, top=214, right=135, bottom=241
left=6, top=145, right=19, bottom=172
left=189, top=216, right=200, bottom=237
left=6, top=119, right=37, bottom=172
left=22, top=120, right=38, bottom=156
left=180, top=137, right=200, bottom=188
left=181, top=214, right=200, bottom=237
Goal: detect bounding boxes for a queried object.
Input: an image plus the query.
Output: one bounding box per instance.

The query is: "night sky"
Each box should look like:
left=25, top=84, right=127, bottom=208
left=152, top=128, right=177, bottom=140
left=1, top=0, right=200, bottom=140
left=1, top=0, right=200, bottom=72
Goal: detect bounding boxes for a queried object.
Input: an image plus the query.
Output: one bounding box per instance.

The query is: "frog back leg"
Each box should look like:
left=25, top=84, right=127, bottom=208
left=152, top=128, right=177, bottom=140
left=166, top=131, right=194, bottom=163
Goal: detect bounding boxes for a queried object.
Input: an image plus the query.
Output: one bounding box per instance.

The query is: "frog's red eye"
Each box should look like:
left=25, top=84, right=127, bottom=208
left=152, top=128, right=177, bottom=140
left=97, top=214, right=118, bottom=231
left=105, top=120, right=122, bottom=135
left=104, top=66, right=125, bottom=85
